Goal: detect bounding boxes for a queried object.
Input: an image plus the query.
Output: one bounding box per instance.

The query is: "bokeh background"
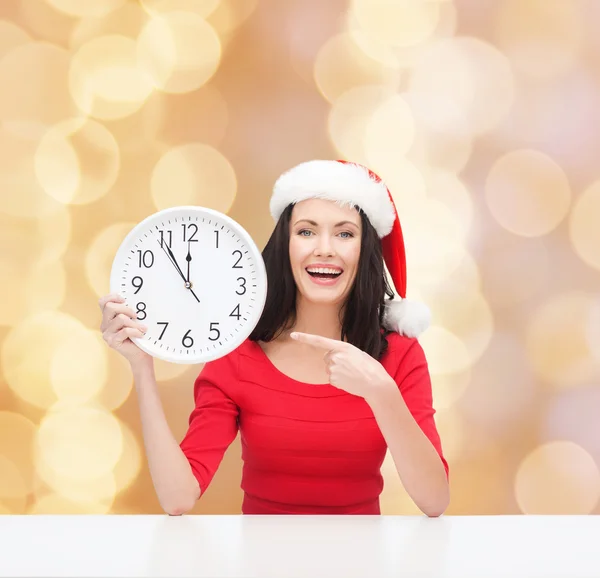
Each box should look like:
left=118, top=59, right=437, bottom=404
left=0, top=0, right=599, bottom=516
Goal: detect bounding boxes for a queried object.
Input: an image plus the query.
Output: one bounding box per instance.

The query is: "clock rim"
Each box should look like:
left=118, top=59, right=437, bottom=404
left=109, top=205, right=268, bottom=365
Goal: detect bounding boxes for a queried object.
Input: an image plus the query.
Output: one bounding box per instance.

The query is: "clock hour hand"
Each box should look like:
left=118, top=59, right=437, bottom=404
left=186, top=241, right=191, bottom=284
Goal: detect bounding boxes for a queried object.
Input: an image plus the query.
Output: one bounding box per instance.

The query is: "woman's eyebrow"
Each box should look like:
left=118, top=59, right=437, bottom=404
left=293, top=219, right=359, bottom=228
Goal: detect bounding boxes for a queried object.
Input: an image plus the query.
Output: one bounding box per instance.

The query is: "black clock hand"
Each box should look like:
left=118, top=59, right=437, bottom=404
left=186, top=241, right=191, bottom=284
left=156, top=239, right=201, bottom=303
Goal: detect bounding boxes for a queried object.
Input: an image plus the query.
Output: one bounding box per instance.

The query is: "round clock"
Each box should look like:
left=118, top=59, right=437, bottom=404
left=109, top=206, right=268, bottom=364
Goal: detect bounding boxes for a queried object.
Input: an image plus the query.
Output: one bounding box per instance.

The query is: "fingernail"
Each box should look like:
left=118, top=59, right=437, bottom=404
left=290, top=332, right=297, bottom=339
left=141, top=325, right=148, bottom=332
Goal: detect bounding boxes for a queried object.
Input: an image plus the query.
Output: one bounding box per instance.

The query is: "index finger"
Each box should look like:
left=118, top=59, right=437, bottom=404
left=290, top=332, right=345, bottom=351
left=98, top=293, right=125, bottom=311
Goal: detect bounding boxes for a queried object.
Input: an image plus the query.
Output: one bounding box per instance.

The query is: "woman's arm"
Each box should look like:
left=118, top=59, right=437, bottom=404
left=132, top=359, right=201, bottom=515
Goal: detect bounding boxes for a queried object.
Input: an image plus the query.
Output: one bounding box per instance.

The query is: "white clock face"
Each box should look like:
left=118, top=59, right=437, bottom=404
left=109, top=206, right=268, bottom=364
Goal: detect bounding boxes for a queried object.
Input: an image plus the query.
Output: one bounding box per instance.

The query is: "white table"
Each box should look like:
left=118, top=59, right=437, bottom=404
left=0, top=515, right=598, bottom=577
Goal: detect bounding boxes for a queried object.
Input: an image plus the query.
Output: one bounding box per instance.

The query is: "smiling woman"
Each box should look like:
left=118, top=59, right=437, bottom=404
left=99, top=159, right=448, bottom=518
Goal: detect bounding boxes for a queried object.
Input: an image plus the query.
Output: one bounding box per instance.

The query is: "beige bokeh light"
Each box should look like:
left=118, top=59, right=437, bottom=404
left=526, top=292, right=600, bottom=388
left=137, top=11, right=222, bottom=94
left=50, top=329, right=108, bottom=403
left=430, top=368, right=472, bottom=411
left=569, top=180, right=600, bottom=271
left=95, top=349, right=135, bottom=411
left=0, top=41, right=75, bottom=134
left=150, top=143, right=237, bottom=212
left=365, top=94, right=416, bottom=169
left=34, top=117, right=120, bottom=206
left=424, top=170, right=474, bottom=235
left=141, top=0, right=221, bottom=18
left=350, top=0, right=441, bottom=49
left=28, top=493, right=112, bottom=515
left=1, top=311, right=88, bottom=409
left=0, top=412, right=37, bottom=500
left=206, top=0, right=258, bottom=39
left=113, top=420, right=143, bottom=494
left=69, top=35, right=155, bottom=120
left=495, top=0, right=582, bottom=80
left=515, top=441, right=600, bottom=514
left=372, top=157, right=427, bottom=217
left=410, top=37, right=515, bottom=135
left=328, top=84, right=397, bottom=166
left=36, top=402, right=124, bottom=482
left=45, top=0, right=127, bottom=18
left=485, top=149, right=572, bottom=237
left=419, top=326, right=472, bottom=375
left=0, top=20, right=32, bottom=59
left=85, top=222, right=137, bottom=298
left=70, top=2, right=148, bottom=49
left=313, top=33, right=401, bottom=105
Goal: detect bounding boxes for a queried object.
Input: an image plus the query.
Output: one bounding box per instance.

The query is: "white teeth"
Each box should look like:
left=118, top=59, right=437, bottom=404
left=306, top=267, right=342, bottom=275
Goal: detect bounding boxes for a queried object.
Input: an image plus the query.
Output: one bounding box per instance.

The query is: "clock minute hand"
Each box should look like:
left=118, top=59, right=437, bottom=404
left=156, top=239, right=201, bottom=303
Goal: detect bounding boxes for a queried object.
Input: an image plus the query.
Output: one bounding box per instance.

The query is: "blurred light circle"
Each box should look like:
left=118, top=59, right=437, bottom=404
left=46, top=0, right=126, bottom=18
left=380, top=450, right=421, bottom=515
left=350, top=0, right=441, bottom=48
left=434, top=409, right=464, bottom=465
left=430, top=368, right=471, bottom=411
left=479, top=232, right=550, bottom=308
left=526, top=292, right=600, bottom=388
left=0, top=42, right=75, bottom=133
left=205, top=0, right=258, bottom=38
left=588, top=298, right=600, bottom=362
left=0, top=258, right=66, bottom=328
left=96, top=349, right=135, bottom=411
left=427, top=288, right=494, bottom=366
left=70, top=2, right=148, bottom=49
left=0, top=412, right=37, bottom=498
left=371, top=157, right=426, bottom=217
left=313, top=33, right=401, bottom=105
left=515, top=441, right=600, bottom=514
left=485, top=149, right=571, bottom=237
left=34, top=118, right=120, bottom=206
left=113, top=420, right=142, bottom=493
left=409, top=37, right=515, bottom=135
left=424, top=170, right=474, bottom=236
left=402, top=197, right=467, bottom=287
left=543, top=385, right=600, bottom=466
left=495, top=0, right=582, bottom=80
left=137, top=11, right=221, bottom=94
left=150, top=143, right=237, bottom=212
left=85, top=222, right=137, bottom=298
left=50, top=329, right=108, bottom=403
left=36, top=402, right=123, bottom=482
left=1, top=312, right=87, bottom=409
left=0, top=20, right=32, bottom=59
left=154, top=358, right=193, bottom=382
left=569, top=180, right=600, bottom=271
left=28, top=494, right=111, bottom=514
left=0, top=127, right=65, bottom=219
left=365, top=94, right=415, bottom=168
left=419, top=326, right=472, bottom=375
left=69, top=35, right=154, bottom=120
left=458, top=333, right=537, bottom=435
left=141, top=0, right=221, bottom=18
left=328, top=84, right=397, bottom=167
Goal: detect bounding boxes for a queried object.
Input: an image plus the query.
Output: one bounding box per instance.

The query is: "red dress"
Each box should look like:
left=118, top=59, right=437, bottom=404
left=179, top=332, right=448, bottom=514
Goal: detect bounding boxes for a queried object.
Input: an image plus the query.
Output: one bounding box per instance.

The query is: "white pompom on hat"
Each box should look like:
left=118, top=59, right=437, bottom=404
left=270, top=159, right=431, bottom=338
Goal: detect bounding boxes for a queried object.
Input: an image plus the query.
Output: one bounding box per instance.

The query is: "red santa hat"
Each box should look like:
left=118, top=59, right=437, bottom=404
left=270, top=159, right=431, bottom=338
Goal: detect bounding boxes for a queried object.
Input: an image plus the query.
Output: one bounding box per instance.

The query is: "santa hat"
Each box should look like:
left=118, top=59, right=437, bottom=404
left=270, top=159, right=431, bottom=338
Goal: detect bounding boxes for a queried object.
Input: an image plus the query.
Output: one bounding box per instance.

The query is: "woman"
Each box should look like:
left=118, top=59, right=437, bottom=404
left=99, top=160, right=449, bottom=517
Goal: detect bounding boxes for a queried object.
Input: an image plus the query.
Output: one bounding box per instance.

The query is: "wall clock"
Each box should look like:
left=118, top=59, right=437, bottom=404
left=109, top=206, right=267, bottom=364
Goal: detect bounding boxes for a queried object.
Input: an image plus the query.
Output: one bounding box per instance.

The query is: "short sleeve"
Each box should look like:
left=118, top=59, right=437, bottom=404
left=393, top=339, right=449, bottom=478
left=179, top=355, right=240, bottom=494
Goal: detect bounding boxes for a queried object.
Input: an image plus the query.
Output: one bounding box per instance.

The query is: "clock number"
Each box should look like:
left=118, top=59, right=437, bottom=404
left=158, top=230, right=172, bottom=249
left=236, top=277, right=247, bottom=295
left=132, top=276, right=143, bottom=294
left=136, top=302, right=147, bottom=320
left=157, top=322, right=168, bottom=340
left=232, top=250, right=243, bottom=269
left=182, top=224, right=198, bottom=243
left=182, top=330, right=194, bottom=348
left=137, top=250, right=154, bottom=268
left=209, top=322, right=220, bottom=341
left=214, top=230, right=219, bottom=248
left=229, top=304, right=241, bottom=320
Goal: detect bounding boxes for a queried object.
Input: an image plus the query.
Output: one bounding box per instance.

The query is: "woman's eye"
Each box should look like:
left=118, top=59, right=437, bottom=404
left=298, top=229, right=313, bottom=237
left=339, top=231, right=354, bottom=239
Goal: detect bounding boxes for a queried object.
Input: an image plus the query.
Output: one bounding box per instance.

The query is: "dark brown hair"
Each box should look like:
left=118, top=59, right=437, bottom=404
left=249, top=203, right=395, bottom=359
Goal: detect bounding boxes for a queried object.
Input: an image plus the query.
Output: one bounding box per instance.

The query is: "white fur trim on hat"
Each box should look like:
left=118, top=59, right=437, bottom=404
left=382, top=298, right=431, bottom=338
left=271, top=160, right=396, bottom=238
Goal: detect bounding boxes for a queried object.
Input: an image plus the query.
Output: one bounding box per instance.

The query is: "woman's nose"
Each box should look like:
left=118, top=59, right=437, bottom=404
left=314, top=234, right=335, bottom=257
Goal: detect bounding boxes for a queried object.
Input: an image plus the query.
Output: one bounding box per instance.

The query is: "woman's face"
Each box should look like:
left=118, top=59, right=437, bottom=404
left=288, top=198, right=362, bottom=306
